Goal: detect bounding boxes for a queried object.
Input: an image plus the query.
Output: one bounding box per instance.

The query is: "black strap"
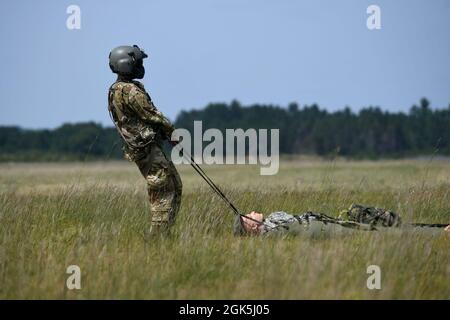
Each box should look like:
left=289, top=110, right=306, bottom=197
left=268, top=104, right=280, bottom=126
left=173, top=145, right=264, bottom=225
left=410, top=223, right=448, bottom=228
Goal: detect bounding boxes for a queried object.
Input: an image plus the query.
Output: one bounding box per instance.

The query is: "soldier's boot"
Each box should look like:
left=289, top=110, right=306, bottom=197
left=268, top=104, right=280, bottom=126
left=144, top=221, right=171, bottom=241
left=150, top=221, right=171, bottom=234
left=147, top=215, right=172, bottom=239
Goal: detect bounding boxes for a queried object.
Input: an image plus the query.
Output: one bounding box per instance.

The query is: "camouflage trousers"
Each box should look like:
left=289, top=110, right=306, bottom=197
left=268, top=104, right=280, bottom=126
left=134, top=144, right=182, bottom=227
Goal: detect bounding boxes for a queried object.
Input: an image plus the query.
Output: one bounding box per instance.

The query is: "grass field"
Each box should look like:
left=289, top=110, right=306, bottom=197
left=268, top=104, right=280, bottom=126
left=0, top=158, right=449, bottom=299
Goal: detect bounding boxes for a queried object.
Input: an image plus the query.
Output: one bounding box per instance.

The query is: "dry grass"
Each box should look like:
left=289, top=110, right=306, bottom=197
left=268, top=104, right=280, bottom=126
left=0, top=158, right=449, bottom=299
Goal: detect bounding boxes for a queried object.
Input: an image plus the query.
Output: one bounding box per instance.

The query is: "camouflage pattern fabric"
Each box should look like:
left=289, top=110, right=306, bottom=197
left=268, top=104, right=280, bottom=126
left=338, top=204, right=401, bottom=227
left=108, top=79, right=182, bottom=227
left=261, top=205, right=444, bottom=236
left=108, top=80, right=175, bottom=161
left=135, top=144, right=182, bottom=227
left=262, top=211, right=374, bottom=236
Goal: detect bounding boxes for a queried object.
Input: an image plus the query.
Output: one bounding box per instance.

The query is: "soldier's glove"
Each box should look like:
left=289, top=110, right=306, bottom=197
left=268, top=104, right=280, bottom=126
left=169, top=135, right=183, bottom=147
left=169, top=138, right=184, bottom=157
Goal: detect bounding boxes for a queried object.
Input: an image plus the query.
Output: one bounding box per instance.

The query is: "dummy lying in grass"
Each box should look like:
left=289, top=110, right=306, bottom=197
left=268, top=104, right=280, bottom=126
left=233, top=204, right=450, bottom=237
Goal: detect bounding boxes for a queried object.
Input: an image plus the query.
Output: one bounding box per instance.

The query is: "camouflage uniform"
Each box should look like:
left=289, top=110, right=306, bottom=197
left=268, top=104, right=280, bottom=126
left=108, top=79, right=182, bottom=229
left=261, top=210, right=375, bottom=237
left=260, top=204, right=427, bottom=237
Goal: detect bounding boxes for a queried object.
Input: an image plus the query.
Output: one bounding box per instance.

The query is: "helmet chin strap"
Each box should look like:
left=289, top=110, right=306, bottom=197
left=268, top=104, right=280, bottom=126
left=117, top=74, right=133, bottom=81
left=133, top=66, right=145, bottom=79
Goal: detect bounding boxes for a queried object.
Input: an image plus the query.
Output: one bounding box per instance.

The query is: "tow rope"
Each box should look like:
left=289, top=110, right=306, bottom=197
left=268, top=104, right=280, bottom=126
left=173, top=144, right=264, bottom=225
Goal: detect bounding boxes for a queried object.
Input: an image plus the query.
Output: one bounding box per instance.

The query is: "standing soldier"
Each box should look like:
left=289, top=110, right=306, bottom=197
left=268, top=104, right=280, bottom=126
left=108, top=45, right=182, bottom=235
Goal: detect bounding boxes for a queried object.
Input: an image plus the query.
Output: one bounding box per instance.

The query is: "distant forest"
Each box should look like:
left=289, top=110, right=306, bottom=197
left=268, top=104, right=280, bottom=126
left=0, top=98, right=449, bottom=161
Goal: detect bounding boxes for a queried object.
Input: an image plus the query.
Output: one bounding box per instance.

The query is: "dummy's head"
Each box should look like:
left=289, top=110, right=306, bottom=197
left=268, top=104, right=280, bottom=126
left=233, top=211, right=264, bottom=236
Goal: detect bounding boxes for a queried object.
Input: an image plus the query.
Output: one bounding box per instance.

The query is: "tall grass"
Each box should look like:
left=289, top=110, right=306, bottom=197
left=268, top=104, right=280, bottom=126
left=0, top=159, right=448, bottom=299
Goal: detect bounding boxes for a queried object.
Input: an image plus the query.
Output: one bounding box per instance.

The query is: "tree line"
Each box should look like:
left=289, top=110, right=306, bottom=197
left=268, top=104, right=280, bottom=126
left=0, top=98, right=448, bottom=161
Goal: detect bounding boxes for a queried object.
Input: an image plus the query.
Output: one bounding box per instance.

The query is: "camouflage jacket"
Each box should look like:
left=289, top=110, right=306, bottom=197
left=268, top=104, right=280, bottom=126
left=108, top=80, right=174, bottom=160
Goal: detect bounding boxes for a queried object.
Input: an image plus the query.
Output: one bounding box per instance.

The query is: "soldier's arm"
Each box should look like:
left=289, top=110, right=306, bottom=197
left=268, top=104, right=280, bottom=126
left=128, top=85, right=175, bottom=139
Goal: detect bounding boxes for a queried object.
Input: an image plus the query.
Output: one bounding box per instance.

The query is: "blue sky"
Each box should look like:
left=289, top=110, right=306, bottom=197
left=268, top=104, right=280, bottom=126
left=1, top=0, right=449, bottom=128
